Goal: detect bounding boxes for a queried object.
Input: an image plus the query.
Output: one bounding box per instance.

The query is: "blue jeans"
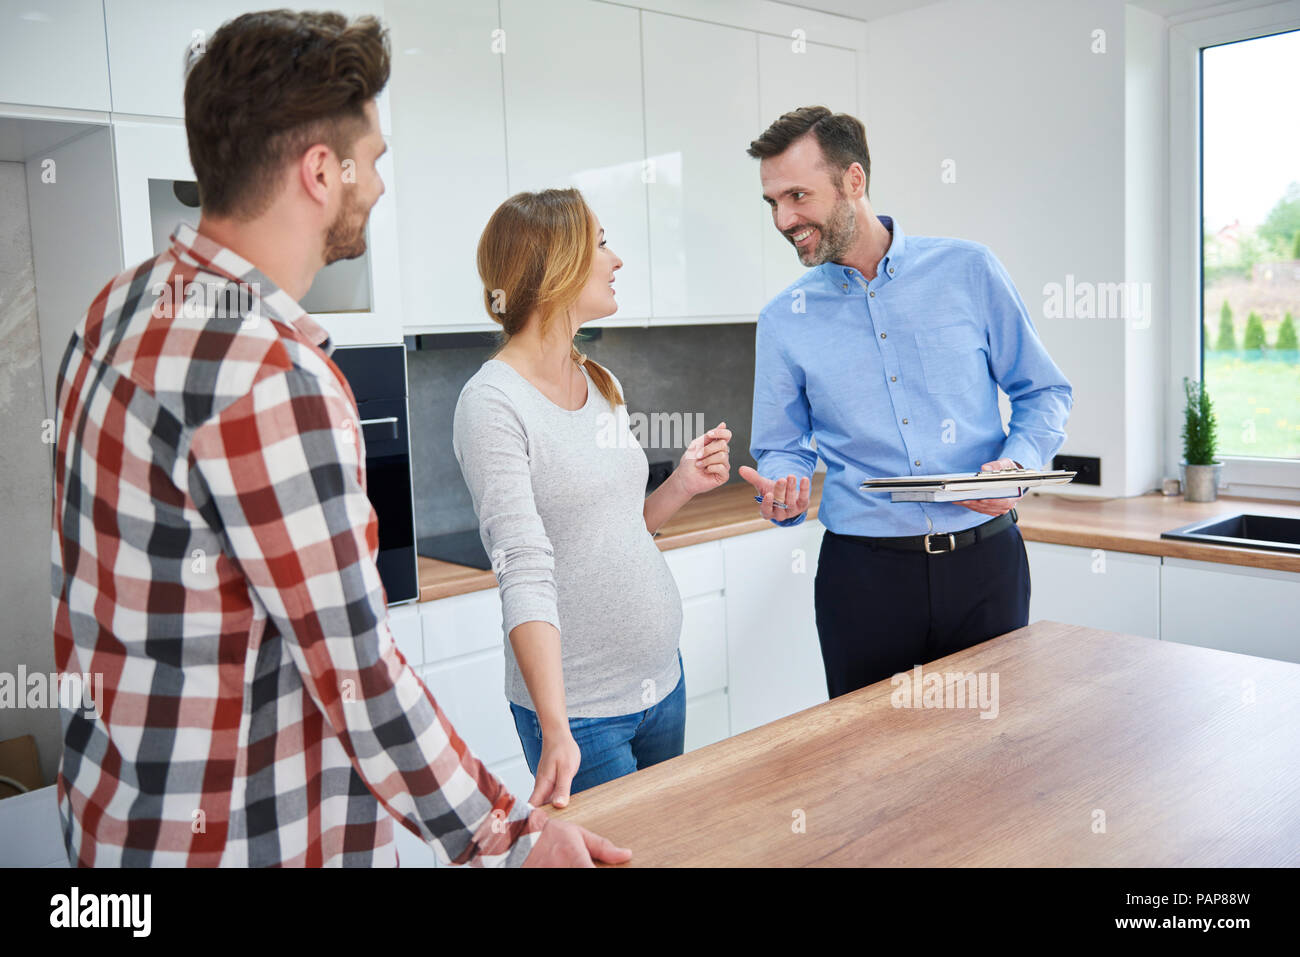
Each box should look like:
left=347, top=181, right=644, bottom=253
left=509, top=654, right=686, bottom=796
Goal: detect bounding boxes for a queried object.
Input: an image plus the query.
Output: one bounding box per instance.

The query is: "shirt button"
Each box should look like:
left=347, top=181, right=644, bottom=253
left=842, top=283, right=848, bottom=290
left=889, top=267, right=895, bottom=274
left=869, top=291, right=875, bottom=298
left=880, top=332, right=887, bottom=339
left=902, top=418, right=909, bottom=424
left=890, top=375, right=897, bottom=382
left=915, top=460, right=922, bottom=467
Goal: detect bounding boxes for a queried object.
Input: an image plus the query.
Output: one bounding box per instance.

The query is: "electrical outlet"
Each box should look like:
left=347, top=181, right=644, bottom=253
left=1053, top=454, right=1100, bottom=486
left=647, top=460, right=674, bottom=493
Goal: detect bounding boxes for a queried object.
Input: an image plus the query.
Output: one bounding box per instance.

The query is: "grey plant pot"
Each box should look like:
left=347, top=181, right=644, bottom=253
left=1180, top=462, right=1223, bottom=503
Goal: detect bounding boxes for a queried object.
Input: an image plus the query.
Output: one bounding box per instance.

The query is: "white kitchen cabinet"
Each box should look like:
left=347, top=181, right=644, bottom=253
left=419, top=649, right=521, bottom=769
left=723, top=520, right=829, bottom=734
left=417, top=585, right=503, bottom=662
left=487, top=756, right=536, bottom=808
left=756, top=35, right=858, bottom=305
left=684, top=689, right=729, bottom=752
left=1160, top=558, right=1300, bottom=664
left=110, top=118, right=404, bottom=346
left=102, top=0, right=392, bottom=131
left=680, top=594, right=727, bottom=700
left=641, top=12, right=764, bottom=321
left=387, top=603, right=423, bottom=667
left=663, top=539, right=730, bottom=745
left=662, top=539, right=725, bottom=599
left=387, top=0, right=507, bottom=334
left=1023, top=540, right=1161, bottom=639
left=0, top=1, right=111, bottom=112
left=396, top=589, right=523, bottom=870
left=499, top=0, right=651, bottom=322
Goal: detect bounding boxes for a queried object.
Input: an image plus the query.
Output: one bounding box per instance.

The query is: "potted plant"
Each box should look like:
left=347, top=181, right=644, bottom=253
left=1180, top=377, right=1222, bottom=502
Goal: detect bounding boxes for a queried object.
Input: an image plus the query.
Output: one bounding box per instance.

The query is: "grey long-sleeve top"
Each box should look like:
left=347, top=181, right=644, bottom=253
left=452, top=359, right=683, bottom=717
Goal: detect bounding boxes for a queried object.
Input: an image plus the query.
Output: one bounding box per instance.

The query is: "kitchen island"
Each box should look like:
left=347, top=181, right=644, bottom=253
left=547, top=620, right=1300, bottom=866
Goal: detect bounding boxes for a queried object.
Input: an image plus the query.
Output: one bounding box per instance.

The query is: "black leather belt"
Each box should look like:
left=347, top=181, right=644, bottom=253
left=828, top=509, right=1018, bottom=554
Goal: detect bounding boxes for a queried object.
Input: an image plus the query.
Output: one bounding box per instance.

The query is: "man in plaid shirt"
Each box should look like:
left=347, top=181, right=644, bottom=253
left=49, top=10, right=629, bottom=867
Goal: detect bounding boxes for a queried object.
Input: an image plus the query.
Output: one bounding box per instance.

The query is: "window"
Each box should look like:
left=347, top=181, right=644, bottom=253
left=1200, top=29, right=1300, bottom=464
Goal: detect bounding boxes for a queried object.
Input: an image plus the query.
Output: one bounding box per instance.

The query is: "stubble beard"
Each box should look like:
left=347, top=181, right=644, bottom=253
left=324, top=191, right=369, bottom=265
left=797, top=193, right=857, bottom=267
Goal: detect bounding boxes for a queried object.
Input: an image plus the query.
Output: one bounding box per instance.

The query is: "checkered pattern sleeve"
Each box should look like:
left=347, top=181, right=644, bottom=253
left=187, top=363, right=546, bottom=866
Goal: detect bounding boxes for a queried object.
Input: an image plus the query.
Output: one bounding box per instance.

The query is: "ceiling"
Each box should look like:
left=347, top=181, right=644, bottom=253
left=772, top=0, right=947, bottom=23
left=776, top=0, right=1289, bottom=24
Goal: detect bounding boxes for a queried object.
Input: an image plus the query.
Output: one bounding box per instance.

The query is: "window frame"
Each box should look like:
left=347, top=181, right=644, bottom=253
left=1167, top=2, right=1300, bottom=499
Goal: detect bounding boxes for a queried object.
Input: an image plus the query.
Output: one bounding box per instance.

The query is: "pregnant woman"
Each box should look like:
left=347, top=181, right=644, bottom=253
left=453, top=188, right=731, bottom=809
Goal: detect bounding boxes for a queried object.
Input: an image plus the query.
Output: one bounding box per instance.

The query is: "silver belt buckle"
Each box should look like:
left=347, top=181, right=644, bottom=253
left=924, top=532, right=956, bottom=554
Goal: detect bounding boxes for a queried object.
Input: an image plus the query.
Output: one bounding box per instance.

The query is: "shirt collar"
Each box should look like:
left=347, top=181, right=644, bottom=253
left=827, top=214, right=906, bottom=293
left=167, top=221, right=332, bottom=351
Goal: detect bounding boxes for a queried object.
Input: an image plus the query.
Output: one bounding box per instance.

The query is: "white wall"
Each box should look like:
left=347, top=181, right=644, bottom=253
left=862, top=0, right=1140, bottom=497
left=1124, top=3, right=1168, bottom=496
left=0, top=160, right=61, bottom=786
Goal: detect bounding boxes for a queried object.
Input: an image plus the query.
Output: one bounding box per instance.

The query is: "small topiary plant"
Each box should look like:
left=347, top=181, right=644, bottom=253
left=1182, top=377, right=1218, bottom=466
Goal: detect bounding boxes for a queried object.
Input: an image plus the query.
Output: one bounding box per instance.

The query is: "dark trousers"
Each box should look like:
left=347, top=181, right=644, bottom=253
left=813, top=520, right=1031, bottom=699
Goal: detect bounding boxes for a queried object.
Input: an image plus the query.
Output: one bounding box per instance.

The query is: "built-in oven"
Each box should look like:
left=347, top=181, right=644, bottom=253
left=330, top=344, right=420, bottom=606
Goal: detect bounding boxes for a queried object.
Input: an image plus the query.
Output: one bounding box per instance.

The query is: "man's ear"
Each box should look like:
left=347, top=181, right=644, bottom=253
left=297, top=143, right=334, bottom=207
left=845, top=162, right=866, bottom=199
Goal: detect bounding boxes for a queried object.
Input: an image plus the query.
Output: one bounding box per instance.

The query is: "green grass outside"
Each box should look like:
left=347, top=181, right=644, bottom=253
left=1203, top=351, right=1300, bottom=459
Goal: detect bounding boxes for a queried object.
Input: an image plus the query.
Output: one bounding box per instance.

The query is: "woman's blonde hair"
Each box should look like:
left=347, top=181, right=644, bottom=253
left=476, top=188, right=624, bottom=407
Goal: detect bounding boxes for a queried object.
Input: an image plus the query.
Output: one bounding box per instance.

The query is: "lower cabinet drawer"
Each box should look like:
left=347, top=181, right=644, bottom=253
left=685, top=690, right=729, bottom=752
left=419, top=588, right=505, bottom=661
left=419, top=649, right=520, bottom=767
left=680, top=593, right=727, bottom=699
left=488, top=755, right=536, bottom=808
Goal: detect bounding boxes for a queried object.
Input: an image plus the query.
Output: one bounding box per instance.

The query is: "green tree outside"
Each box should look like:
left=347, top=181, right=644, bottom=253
left=1215, top=300, right=1236, bottom=351
left=1260, top=181, right=1300, bottom=251
left=1243, top=311, right=1266, bottom=350
left=1277, top=312, right=1298, bottom=351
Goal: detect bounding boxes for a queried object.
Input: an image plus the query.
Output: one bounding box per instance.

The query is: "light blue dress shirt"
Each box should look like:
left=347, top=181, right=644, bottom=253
left=750, top=215, right=1073, bottom=537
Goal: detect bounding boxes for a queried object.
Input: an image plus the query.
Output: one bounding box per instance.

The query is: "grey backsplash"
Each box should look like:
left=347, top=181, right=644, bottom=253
left=408, top=322, right=758, bottom=540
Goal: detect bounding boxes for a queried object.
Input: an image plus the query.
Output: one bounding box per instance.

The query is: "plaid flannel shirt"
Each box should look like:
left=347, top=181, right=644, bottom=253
left=50, top=222, right=544, bottom=866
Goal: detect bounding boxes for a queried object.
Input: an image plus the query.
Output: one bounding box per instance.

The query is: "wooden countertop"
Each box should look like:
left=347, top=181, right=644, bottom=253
left=418, top=479, right=1300, bottom=602
left=1015, top=489, right=1300, bottom=574
left=417, top=475, right=826, bottom=602
left=548, top=620, right=1300, bottom=866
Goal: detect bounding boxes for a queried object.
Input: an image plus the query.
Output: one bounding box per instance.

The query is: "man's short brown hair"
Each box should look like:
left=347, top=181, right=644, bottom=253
left=183, top=9, right=391, bottom=218
left=747, top=106, right=871, bottom=197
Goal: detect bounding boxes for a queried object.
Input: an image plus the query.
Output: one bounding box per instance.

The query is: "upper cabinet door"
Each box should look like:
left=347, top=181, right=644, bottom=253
left=0, top=1, right=111, bottom=111
left=103, top=0, right=392, bottom=132
left=757, top=35, right=857, bottom=306
left=387, top=0, right=506, bottom=332
left=499, top=0, right=651, bottom=322
left=642, top=13, right=764, bottom=322
left=112, top=118, right=403, bottom=345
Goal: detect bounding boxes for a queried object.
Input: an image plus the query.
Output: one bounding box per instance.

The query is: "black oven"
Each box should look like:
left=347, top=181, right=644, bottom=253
left=329, top=344, right=419, bottom=605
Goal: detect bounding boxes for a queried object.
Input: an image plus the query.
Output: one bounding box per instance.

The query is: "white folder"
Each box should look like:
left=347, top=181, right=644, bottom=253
left=859, top=468, right=1076, bottom=502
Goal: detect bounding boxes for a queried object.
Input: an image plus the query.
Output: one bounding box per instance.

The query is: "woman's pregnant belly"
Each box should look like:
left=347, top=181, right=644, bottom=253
left=551, top=526, right=683, bottom=694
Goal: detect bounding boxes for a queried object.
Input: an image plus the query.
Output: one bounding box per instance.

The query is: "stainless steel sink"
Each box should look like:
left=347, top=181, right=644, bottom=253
left=1161, top=513, right=1300, bottom=554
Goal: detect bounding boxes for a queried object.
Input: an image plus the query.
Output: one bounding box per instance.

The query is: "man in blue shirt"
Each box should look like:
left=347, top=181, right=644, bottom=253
left=739, top=106, right=1073, bottom=698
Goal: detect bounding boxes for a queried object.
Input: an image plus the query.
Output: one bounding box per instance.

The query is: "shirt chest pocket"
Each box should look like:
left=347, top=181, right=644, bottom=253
left=914, top=324, right=988, bottom=395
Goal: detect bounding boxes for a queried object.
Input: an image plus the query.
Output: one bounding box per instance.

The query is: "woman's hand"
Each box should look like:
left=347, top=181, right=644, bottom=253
left=672, top=422, right=731, bottom=497
left=529, top=728, right=582, bottom=809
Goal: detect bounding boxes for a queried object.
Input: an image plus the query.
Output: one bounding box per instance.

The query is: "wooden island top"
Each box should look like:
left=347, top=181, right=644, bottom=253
left=418, top=475, right=1300, bottom=601
left=547, top=620, right=1300, bottom=867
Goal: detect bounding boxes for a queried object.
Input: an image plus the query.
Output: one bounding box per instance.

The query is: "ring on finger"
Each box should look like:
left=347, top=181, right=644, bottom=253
left=773, top=501, right=788, bottom=509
